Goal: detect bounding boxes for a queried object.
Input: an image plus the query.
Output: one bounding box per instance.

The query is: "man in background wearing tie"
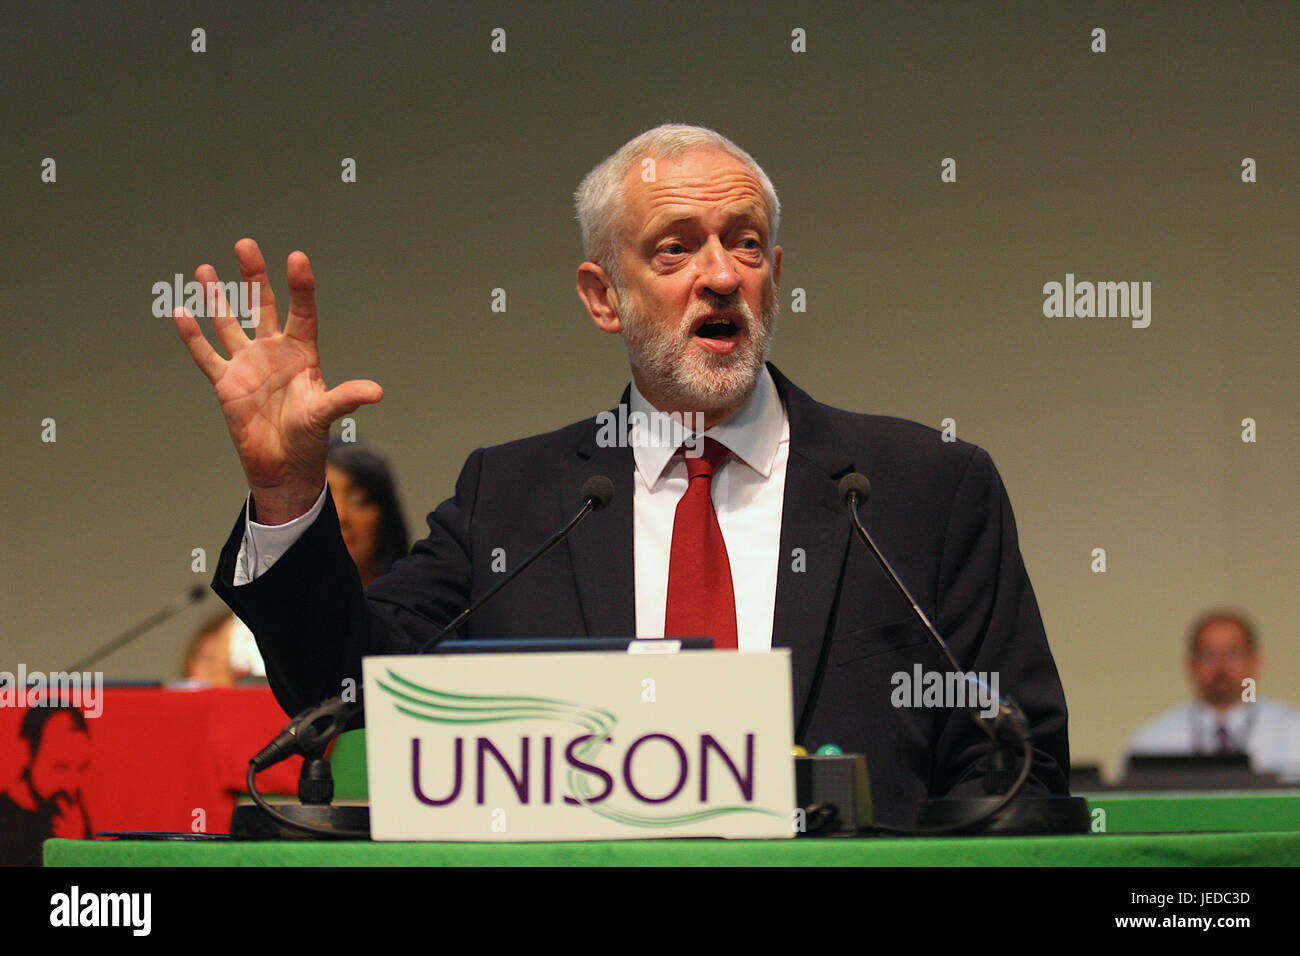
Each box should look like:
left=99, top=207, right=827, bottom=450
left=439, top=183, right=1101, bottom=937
left=173, top=123, right=1072, bottom=825
left=1127, top=611, right=1300, bottom=781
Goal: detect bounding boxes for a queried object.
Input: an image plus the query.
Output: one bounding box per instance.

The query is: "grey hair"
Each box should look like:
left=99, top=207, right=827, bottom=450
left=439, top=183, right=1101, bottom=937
left=574, top=124, right=781, bottom=286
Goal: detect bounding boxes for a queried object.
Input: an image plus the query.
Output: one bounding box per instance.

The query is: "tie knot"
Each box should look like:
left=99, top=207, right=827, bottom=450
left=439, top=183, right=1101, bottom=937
left=684, top=437, right=729, bottom=480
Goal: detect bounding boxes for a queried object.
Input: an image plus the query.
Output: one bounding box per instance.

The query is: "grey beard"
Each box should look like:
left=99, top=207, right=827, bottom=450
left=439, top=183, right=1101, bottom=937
left=618, top=293, right=779, bottom=415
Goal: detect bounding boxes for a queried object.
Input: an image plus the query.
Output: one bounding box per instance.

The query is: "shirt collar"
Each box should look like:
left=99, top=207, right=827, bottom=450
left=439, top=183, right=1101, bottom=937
left=629, top=365, right=788, bottom=488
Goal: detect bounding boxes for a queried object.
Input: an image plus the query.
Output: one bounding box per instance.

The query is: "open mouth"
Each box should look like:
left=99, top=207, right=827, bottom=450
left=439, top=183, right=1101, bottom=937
left=691, top=312, right=744, bottom=352
left=695, top=320, right=739, bottom=339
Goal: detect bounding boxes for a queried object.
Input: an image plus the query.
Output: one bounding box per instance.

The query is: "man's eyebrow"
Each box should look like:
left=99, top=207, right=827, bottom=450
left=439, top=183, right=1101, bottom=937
left=642, top=203, right=769, bottom=238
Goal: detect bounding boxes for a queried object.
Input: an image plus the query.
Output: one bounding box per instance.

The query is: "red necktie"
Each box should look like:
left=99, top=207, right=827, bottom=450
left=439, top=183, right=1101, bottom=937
left=663, top=438, right=738, bottom=650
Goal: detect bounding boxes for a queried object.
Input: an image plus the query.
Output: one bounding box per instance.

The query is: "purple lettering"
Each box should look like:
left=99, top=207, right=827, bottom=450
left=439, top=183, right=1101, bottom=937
left=411, top=737, right=463, bottom=806
left=475, top=737, right=530, bottom=805
left=700, top=733, right=755, bottom=801
left=623, top=733, right=688, bottom=804
left=563, top=735, right=614, bottom=805
left=542, top=736, right=553, bottom=805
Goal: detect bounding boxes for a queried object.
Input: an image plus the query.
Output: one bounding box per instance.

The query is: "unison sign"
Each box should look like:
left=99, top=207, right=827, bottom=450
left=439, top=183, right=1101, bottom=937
left=362, top=650, right=796, bottom=841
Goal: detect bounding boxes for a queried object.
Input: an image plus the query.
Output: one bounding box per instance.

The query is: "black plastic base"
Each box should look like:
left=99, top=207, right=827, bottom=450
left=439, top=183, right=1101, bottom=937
left=914, top=795, right=1091, bottom=835
left=230, top=804, right=371, bottom=840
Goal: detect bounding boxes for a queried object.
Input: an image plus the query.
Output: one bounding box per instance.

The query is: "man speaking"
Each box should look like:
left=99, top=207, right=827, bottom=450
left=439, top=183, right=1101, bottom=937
left=172, top=124, right=1071, bottom=825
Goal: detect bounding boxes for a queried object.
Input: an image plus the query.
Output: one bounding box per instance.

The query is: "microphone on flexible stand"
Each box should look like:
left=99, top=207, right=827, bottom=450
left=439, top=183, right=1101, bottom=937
left=233, top=475, right=617, bottom=840
left=417, top=474, right=614, bottom=654
left=66, top=585, right=209, bottom=673
left=836, top=473, right=1088, bottom=836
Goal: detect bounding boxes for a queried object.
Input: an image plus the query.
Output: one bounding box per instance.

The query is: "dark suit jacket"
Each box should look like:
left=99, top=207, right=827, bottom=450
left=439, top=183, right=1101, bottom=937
left=214, top=363, right=1070, bottom=825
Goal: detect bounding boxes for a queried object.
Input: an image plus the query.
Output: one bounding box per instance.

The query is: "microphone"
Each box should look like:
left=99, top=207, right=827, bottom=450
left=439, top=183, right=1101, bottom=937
left=259, top=473, right=614, bottom=763
left=836, top=472, right=872, bottom=504
left=836, top=472, right=1086, bottom=835
left=580, top=474, right=615, bottom=511
left=67, top=585, right=208, bottom=673
left=249, top=695, right=358, bottom=772
left=416, top=474, right=614, bottom=654
left=237, top=476, right=617, bottom=839
left=837, top=474, right=1002, bottom=737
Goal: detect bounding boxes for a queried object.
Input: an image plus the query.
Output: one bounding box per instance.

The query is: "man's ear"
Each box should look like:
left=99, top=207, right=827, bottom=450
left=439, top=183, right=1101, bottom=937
left=577, top=262, right=623, bottom=335
left=773, top=244, right=783, bottom=288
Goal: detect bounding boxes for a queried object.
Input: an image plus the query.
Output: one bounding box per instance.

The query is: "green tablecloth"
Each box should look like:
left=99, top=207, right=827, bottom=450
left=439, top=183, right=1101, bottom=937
left=1080, top=790, right=1300, bottom=833
left=45, top=829, right=1300, bottom=866
left=45, top=788, right=1300, bottom=866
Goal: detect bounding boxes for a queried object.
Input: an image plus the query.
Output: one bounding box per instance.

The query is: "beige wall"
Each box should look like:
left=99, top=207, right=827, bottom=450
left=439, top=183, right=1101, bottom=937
left=2, top=1, right=1296, bottom=780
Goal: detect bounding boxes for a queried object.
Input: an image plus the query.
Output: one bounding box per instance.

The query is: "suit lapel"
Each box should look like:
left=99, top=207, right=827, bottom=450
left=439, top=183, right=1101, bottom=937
left=562, top=390, right=636, bottom=638
left=768, top=365, right=856, bottom=733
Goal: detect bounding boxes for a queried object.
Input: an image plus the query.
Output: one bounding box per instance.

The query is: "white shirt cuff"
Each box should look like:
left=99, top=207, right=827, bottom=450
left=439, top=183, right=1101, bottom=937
left=232, top=484, right=330, bottom=585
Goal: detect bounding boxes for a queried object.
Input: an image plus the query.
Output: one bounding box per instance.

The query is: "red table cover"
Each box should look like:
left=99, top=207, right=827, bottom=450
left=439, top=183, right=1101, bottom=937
left=0, top=687, right=303, bottom=836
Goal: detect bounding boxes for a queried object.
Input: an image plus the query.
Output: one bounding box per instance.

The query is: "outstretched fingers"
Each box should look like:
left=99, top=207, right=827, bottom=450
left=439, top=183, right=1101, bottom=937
left=172, top=306, right=226, bottom=384
left=320, top=379, right=384, bottom=422
left=284, top=250, right=319, bottom=343
left=234, top=237, right=281, bottom=336
left=195, top=263, right=252, bottom=356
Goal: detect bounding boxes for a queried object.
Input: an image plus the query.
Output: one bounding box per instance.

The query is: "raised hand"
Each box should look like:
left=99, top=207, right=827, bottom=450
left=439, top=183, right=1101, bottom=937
left=172, top=238, right=382, bottom=524
left=50, top=794, right=89, bottom=839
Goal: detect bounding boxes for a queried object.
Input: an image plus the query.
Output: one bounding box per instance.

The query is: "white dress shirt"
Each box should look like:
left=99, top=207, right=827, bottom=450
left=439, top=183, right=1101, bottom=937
left=234, top=366, right=791, bottom=652
left=1126, top=699, right=1300, bottom=781
left=629, top=366, right=789, bottom=650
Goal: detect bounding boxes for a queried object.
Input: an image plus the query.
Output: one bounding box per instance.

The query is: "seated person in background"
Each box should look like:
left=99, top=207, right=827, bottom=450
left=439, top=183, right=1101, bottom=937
left=1126, top=610, right=1300, bottom=780
left=0, top=705, right=92, bottom=867
left=181, top=607, right=243, bottom=685
left=180, top=438, right=410, bottom=685
left=319, top=437, right=412, bottom=591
